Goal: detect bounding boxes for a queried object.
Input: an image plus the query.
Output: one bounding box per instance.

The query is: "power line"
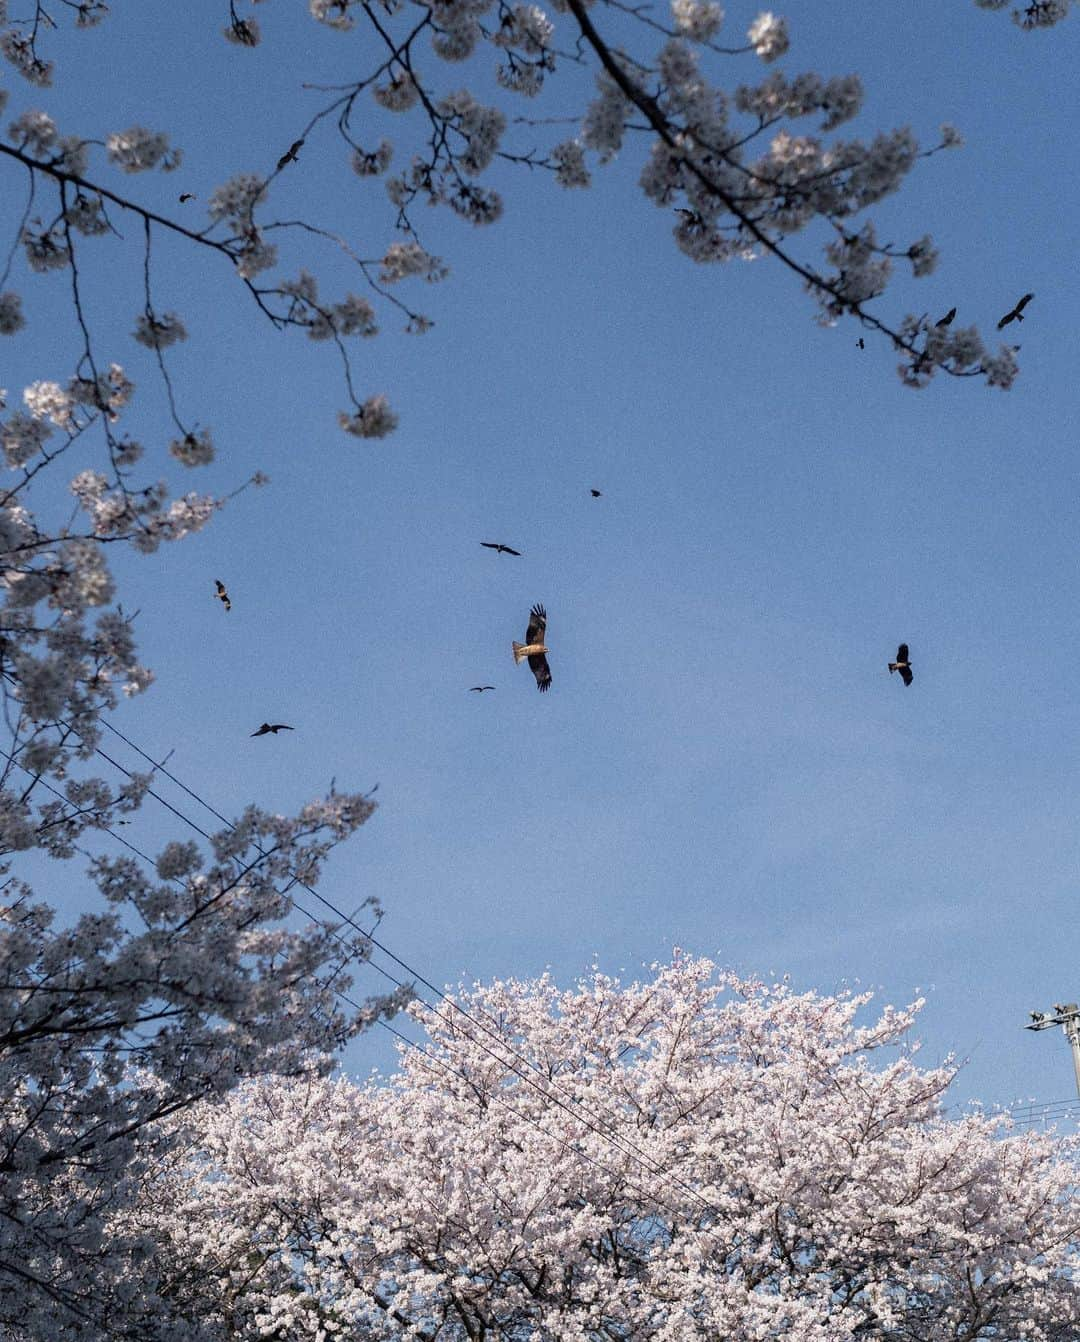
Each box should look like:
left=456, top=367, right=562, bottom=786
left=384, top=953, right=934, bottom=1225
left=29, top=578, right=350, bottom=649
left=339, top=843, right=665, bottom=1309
left=12, top=725, right=1068, bottom=1235
left=1008, top=1098, right=1080, bottom=1128
left=1, top=774, right=716, bottom=1325
left=1, top=745, right=714, bottom=1229
left=6, top=708, right=729, bottom=1221
left=80, top=713, right=738, bottom=1212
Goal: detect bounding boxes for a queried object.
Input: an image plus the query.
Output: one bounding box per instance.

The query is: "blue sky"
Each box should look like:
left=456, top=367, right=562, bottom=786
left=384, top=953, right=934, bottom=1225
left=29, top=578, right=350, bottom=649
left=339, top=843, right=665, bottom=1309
left=4, top=0, right=1080, bottom=1118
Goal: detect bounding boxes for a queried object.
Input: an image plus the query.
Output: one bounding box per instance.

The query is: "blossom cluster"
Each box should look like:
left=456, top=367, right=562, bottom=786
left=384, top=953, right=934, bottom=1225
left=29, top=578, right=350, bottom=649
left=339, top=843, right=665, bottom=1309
left=338, top=393, right=399, bottom=438
left=0, top=291, right=23, bottom=334
left=133, top=310, right=189, bottom=350
left=747, top=9, right=789, bottom=60
left=671, top=0, right=724, bottom=42
left=280, top=270, right=381, bottom=339
left=352, top=138, right=393, bottom=176
left=379, top=240, right=449, bottom=284
left=106, top=125, right=181, bottom=173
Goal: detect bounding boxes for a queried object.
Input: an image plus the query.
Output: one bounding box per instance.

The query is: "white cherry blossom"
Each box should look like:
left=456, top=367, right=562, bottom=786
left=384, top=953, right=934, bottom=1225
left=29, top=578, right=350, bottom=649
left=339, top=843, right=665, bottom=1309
left=747, top=9, right=789, bottom=61
left=105, top=125, right=180, bottom=173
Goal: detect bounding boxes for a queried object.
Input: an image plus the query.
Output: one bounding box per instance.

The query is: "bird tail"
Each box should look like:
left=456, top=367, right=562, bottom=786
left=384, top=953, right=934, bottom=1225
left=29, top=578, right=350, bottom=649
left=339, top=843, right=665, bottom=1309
left=512, top=641, right=528, bottom=664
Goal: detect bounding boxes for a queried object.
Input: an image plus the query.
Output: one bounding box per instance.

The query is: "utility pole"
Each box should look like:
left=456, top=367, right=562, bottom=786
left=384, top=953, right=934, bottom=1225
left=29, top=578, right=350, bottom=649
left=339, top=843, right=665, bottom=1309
left=1026, top=1003, right=1080, bottom=1098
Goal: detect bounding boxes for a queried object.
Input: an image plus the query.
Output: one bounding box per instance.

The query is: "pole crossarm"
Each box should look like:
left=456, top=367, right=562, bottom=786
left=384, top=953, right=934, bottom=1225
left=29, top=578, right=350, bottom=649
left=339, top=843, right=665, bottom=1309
left=1025, top=1003, right=1080, bottom=1031
left=1026, top=1003, right=1080, bottom=1100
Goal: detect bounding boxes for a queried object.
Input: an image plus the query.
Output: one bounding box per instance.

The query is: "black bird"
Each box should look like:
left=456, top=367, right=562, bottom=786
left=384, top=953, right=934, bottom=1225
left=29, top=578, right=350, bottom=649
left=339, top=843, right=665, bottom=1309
left=590, top=489, right=603, bottom=497
left=888, top=643, right=913, bottom=687
left=934, top=306, right=956, bottom=327
left=276, top=138, right=305, bottom=171
left=469, top=685, right=496, bottom=692
left=856, top=338, right=865, bottom=350
left=481, top=541, right=522, bottom=556
left=251, top=722, right=294, bottom=736
left=214, top=579, right=231, bottom=612
left=178, top=192, right=196, bottom=203
left=997, top=293, right=1034, bottom=329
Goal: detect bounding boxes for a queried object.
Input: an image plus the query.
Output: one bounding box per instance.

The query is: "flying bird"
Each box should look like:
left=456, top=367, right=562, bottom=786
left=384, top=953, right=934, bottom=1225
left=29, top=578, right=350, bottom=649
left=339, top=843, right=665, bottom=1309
left=856, top=337, right=865, bottom=350
left=934, top=306, right=956, bottom=328
left=251, top=722, right=294, bottom=736
left=214, top=579, right=231, bottom=612
left=590, top=489, right=603, bottom=497
left=888, top=643, right=913, bottom=687
left=276, top=138, right=305, bottom=171
left=481, top=541, right=521, bottom=556
left=469, top=685, right=496, bottom=692
left=513, top=604, right=551, bottom=692
left=997, top=293, right=1034, bottom=329
left=178, top=192, right=196, bottom=203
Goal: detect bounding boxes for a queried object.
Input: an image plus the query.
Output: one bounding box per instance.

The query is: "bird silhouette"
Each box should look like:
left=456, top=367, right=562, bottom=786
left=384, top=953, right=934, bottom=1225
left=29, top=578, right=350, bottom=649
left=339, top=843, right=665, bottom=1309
left=934, top=306, right=956, bottom=327
left=276, top=139, right=305, bottom=171
left=178, top=193, right=196, bottom=204
left=888, top=643, right=913, bottom=686
left=469, top=685, right=496, bottom=692
left=997, top=293, right=1034, bottom=329
left=481, top=542, right=522, bottom=556
left=590, top=489, right=603, bottom=497
left=214, top=579, right=231, bottom=612
left=856, top=338, right=865, bottom=350
left=251, top=723, right=294, bottom=736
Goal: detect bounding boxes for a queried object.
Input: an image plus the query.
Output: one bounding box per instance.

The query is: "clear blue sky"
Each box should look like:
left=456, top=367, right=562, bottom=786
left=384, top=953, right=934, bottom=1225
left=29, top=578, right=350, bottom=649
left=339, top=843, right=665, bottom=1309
left=5, top=0, right=1080, bottom=1117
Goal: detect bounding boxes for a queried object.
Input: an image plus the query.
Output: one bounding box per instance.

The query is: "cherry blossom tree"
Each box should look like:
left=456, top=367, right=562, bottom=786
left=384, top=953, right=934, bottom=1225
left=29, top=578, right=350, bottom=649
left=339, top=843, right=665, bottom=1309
left=0, top=8, right=429, bottom=1333
left=133, top=955, right=1080, bottom=1341
left=0, top=226, right=407, bottom=1333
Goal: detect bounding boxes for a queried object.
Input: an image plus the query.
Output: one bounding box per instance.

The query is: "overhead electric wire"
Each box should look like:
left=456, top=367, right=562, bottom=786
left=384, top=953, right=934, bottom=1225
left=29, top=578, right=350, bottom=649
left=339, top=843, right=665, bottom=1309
left=8, top=717, right=1066, bottom=1234
left=4, top=706, right=732, bottom=1223
left=77, top=713, right=739, bottom=1211
left=1008, top=1098, right=1080, bottom=1127
left=1, top=746, right=712, bottom=1231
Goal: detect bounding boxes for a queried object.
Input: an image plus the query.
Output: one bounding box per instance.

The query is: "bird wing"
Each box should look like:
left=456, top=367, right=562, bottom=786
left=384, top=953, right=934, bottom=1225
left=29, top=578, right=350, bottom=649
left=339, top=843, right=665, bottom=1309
left=1016, top=292, right=1034, bottom=313
left=525, top=603, right=547, bottom=644
left=503, top=545, right=522, bottom=556
left=899, top=666, right=913, bottom=686
left=251, top=724, right=269, bottom=736
left=215, top=580, right=226, bottom=594
left=528, top=653, right=552, bottom=692
left=897, top=643, right=909, bottom=662
left=271, top=724, right=294, bottom=731
left=480, top=542, right=499, bottom=550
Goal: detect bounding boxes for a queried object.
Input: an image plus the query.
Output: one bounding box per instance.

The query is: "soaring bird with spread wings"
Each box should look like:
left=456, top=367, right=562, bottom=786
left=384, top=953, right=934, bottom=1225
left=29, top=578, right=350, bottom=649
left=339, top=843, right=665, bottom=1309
left=513, top=604, right=551, bottom=692
left=888, top=643, right=913, bottom=686
left=997, top=293, right=1034, bottom=329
